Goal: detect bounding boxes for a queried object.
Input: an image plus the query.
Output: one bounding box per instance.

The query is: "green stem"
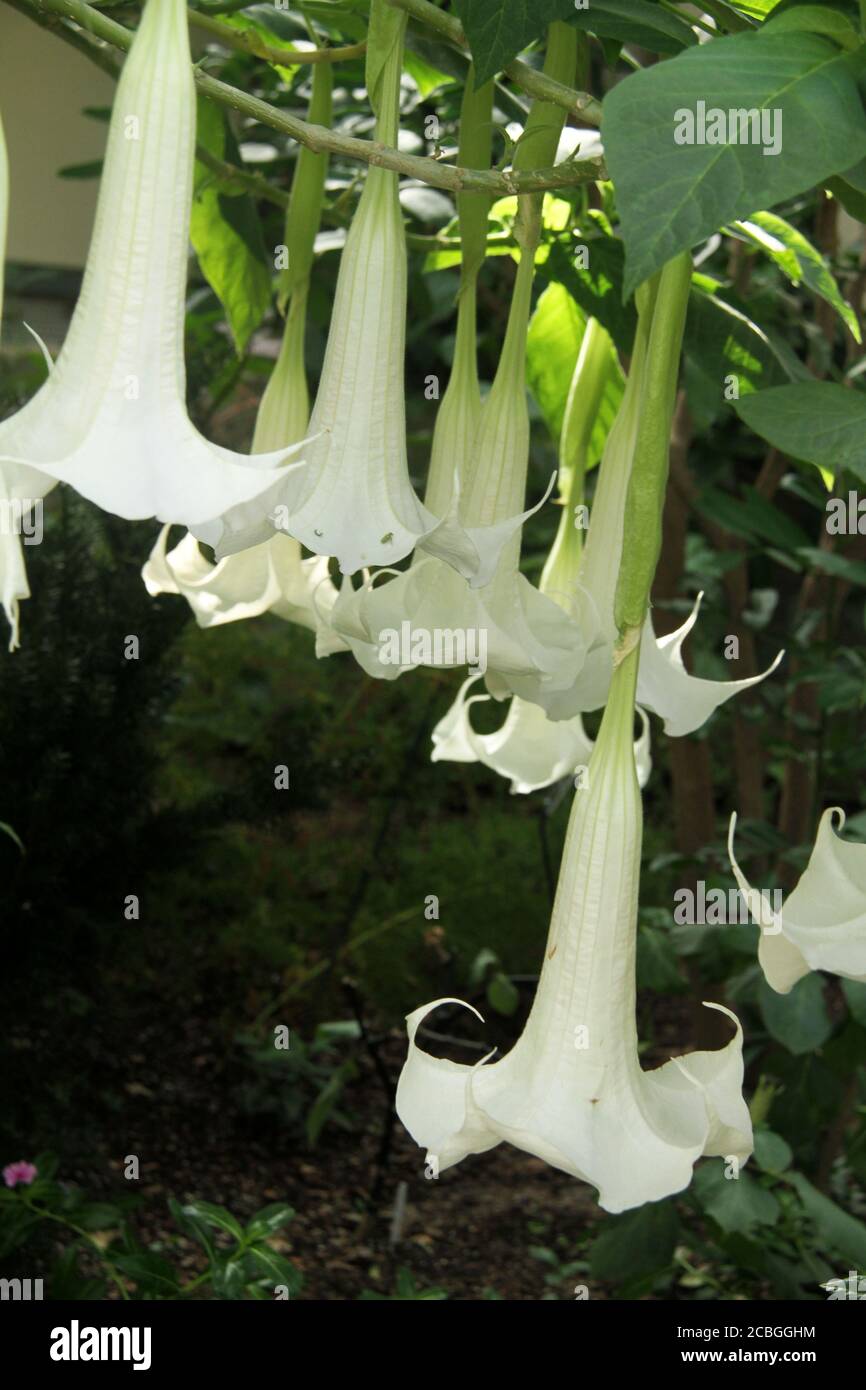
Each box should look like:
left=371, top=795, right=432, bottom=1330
left=613, top=252, right=693, bottom=643
left=21, top=1200, right=130, bottom=1300
left=8, top=0, right=605, bottom=195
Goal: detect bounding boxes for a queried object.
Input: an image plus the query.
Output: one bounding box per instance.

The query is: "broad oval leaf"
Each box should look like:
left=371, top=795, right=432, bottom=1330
left=603, top=27, right=866, bottom=295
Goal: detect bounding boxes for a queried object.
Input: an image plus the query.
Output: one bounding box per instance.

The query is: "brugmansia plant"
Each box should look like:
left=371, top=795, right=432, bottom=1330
left=3, top=0, right=866, bottom=1304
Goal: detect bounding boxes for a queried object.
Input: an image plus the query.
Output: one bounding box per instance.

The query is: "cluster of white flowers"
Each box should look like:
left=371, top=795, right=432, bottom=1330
left=1, top=0, right=863, bottom=1213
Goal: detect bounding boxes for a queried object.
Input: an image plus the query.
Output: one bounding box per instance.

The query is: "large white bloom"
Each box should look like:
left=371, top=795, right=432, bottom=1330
left=143, top=271, right=341, bottom=652
left=431, top=670, right=651, bottom=794
left=504, top=303, right=784, bottom=733
left=0, top=0, right=309, bottom=529
left=142, top=55, right=341, bottom=652
left=430, top=316, right=652, bottom=793
left=199, top=19, right=528, bottom=584
left=328, top=245, right=594, bottom=687
left=0, top=110, right=58, bottom=649
left=397, top=649, right=752, bottom=1212
left=729, top=809, right=866, bottom=993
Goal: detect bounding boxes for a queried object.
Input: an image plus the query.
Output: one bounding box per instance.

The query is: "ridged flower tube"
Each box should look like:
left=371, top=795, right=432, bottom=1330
left=142, top=60, right=340, bottom=649
left=431, top=318, right=651, bottom=792
left=419, top=67, right=491, bottom=523
left=729, top=810, right=866, bottom=993
left=0, top=111, right=58, bottom=649
left=329, top=25, right=597, bottom=690
left=397, top=646, right=752, bottom=1212
left=0, top=0, right=309, bottom=529
left=203, top=5, right=525, bottom=582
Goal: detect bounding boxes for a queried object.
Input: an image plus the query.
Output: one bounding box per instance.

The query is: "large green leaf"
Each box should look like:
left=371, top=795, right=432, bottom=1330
left=589, top=1200, right=679, bottom=1284
left=540, top=231, right=637, bottom=356
left=190, top=97, right=272, bottom=355
left=736, top=382, right=866, bottom=483
left=602, top=26, right=866, bottom=295
left=456, top=0, right=695, bottom=83
left=693, top=1161, right=781, bottom=1234
left=759, top=973, right=834, bottom=1054
left=786, top=1171, right=866, bottom=1267
left=730, top=210, right=860, bottom=340
left=567, top=0, right=697, bottom=55
left=684, top=281, right=797, bottom=425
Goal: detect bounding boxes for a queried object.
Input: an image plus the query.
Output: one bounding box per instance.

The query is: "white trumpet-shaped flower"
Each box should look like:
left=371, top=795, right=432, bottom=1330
left=728, top=809, right=866, bottom=993
left=325, top=31, right=599, bottom=680
left=431, top=670, right=652, bottom=794
left=0, top=0, right=310, bottom=530
left=430, top=316, right=651, bottom=793
left=511, top=287, right=784, bottom=733
left=0, top=110, right=58, bottom=650
left=200, top=12, right=528, bottom=584
left=329, top=244, right=596, bottom=689
left=397, top=648, right=752, bottom=1212
left=142, top=526, right=341, bottom=651
left=142, top=321, right=343, bottom=651
left=142, top=299, right=342, bottom=648
left=142, top=58, right=343, bottom=653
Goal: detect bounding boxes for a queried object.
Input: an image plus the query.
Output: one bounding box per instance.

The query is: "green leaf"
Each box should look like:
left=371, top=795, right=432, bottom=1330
left=589, top=1200, right=679, bottom=1284
left=842, top=979, right=866, bottom=1026
left=736, top=382, right=866, bottom=483
left=75, top=1203, right=122, bottom=1232
left=636, top=924, right=685, bottom=992
left=694, top=485, right=812, bottom=550
left=0, top=820, right=24, bottom=853
left=602, top=28, right=866, bottom=295
left=168, top=1197, right=217, bottom=1259
left=786, top=1170, right=866, bottom=1267
left=180, top=1199, right=244, bottom=1242
left=526, top=283, right=586, bottom=448
left=487, top=972, right=520, bottom=1016
left=190, top=97, right=271, bottom=355
left=212, top=1253, right=247, bottom=1299
left=113, top=1252, right=179, bottom=1295
left=568, top=0, right=698, bottom=54
left=245, top=1203, right=296, bottom=1241
left=797, top=547, right=866, bottom=587
left=305, top=1064, right=351, bottom=1146
left=759, top=973, right=834, bottom=1054
left=404, top=49, right=452, bottom=98
left=526, top=282, right=624, bottom=465
left=692, top=1160, right=781, bottom=1233
left=456, top=0, right=695, bottom=84
left=684, top=282, right=796, bottom=426
left=57, top=161, right=103, bottom=180
left=454, top=0, right=558, bottom=85
left=730, top=210, right=860, bottom=340
left=246, top=1245, right=303, bottom=1293
left=764, top=5, right=861, bottom=50
left=541, top=233, right=637, bottom=357
left=752, top=1128, right=793, bottom=1173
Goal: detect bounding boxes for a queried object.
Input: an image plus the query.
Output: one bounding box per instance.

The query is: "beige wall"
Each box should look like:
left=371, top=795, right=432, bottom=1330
left=1, top=7, right=112, bottom=268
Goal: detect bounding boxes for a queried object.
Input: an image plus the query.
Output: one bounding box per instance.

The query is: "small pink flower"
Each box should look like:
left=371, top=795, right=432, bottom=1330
left=3, top=1160, right=37, bottom=1188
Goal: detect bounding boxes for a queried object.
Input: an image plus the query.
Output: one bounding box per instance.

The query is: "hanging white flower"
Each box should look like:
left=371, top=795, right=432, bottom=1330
left=397, top=648, right=752, bottom=1212
left=729, top=809, right=866, bottom=993
left=0, top=0, right=310, bottom=532
left=0, top=110, right=58, bottom=649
